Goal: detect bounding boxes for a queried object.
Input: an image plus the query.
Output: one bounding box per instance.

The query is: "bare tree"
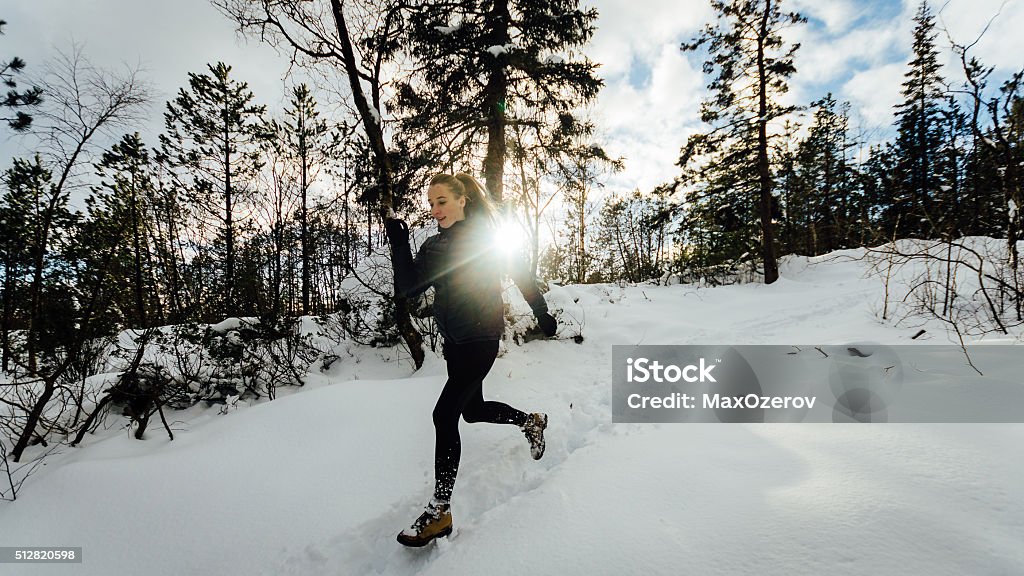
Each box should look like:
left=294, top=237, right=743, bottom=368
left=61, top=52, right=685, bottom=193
left=554, top=140, right=622, bottom=283
left=943, top=11, right=1023, bottom=321
left=7, top=46, right=149, bottom=462
left=214, top=0, right=427, bottom=367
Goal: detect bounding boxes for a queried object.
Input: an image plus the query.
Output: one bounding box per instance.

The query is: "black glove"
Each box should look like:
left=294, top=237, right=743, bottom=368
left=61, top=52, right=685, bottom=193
left=535, top=311, right=557, bottom=337
left=384, top=218, right=409, bottom=245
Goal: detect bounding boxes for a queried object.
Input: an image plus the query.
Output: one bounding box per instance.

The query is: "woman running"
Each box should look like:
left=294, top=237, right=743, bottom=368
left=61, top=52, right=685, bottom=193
left=385, top=172, right=557, bottom=547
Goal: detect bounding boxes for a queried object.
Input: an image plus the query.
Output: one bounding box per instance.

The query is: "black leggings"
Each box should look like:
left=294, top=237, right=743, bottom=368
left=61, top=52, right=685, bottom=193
left=433, top=340, right=528, bottom=502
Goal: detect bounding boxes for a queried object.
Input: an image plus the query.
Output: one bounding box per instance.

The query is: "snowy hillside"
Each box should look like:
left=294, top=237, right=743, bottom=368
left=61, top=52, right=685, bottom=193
left=2, top=247, right=1022, bottom=575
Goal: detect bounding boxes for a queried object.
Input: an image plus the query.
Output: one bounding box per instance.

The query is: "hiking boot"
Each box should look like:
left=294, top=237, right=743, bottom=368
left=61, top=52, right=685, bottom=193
left=397, top=498, right=452, bottom=547
left=522, top=412, right=548, bottom=460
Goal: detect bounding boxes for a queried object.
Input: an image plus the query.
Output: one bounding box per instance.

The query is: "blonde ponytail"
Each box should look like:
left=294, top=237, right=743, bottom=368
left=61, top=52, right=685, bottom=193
left=455, top=173, right=497, bottom=223
left=430, top=172, right=497, bottom=223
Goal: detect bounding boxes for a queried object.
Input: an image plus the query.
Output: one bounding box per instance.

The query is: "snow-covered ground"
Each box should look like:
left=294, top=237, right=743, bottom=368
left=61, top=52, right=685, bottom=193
left=3, top=248, right=1022, bottom=575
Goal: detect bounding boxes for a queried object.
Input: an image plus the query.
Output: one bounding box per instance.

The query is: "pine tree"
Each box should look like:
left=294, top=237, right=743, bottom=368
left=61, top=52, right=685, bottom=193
left=7, top=49, right=147, bottom=463
left=955, top=54, right=1002, bottom=237
left=1, top=155, right=77, bottom=373
left=892, top=0, right=948, bottom=238
left=794, top=95, right=860, bottom=253
left=397, top=0, right=602, bottom=202
left=0, top=19, right=42, bottom=131
left=681, top=0, right=804, bottom=284
left=862, top=143, right=899, bottom=241
left=159, top=62, right=267, bottom=318
left=255, top=129, right=298, bottom=316
left=275, top=84, right=336, bottom=315
left=953, top=32, right=1023, bottom=311
left=1005, top=91, right=1024, bottom=299
left=937, top=94, right=969, bottom=236
left=677, top=148, right=762, bottom=281
left=0, top=157, right=49, bottom=370
left=774, top=120, right=807, bottom=256
left=85, top=133, right=161, bottom=328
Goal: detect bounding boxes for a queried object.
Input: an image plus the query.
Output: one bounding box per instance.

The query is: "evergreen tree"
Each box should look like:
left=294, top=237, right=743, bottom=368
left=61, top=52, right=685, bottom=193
left=774, top=120, right=808, bottom=255
left=275, top=84, right=337, bottom=315
left=1, top=155, right=77, bottom=372
left=680, top=0, right=804, bottom=283
left=159, top=62, right=267, bottom=318
left=892, top=0, right=948, bottom=238
left=7, top=48, right=147, bottom=463
left=677, top=147, right=762, bottom=281
left=255, top=131, right=299, bottom=316
left=960, top=135, right=1004, bottom=236
left=954, top=32, right=1023, bottom=293
left=397, top=0, right=602, bottom=202
left=862, top=143, right=899, bottom=241
left=0, top=19, right=42, bottom=131
left=83, top=133, right=161, bottom=329
left=793, top=95, right=861, bottom=253
left=936, top=93, right=969, bottom=236
left=955, top=55, right=1003, bottom=237
left=0, top=157, right=49, bottom=370
left=991, top=82, right=1024, bottom=281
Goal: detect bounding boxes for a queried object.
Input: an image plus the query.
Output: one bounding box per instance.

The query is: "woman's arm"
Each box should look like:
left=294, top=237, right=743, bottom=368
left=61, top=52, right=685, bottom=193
left=510, top=258, right=557, bottom=336
left=386, top=219, right=435, bottom=299
left=512, top=262, right=548, bottom=316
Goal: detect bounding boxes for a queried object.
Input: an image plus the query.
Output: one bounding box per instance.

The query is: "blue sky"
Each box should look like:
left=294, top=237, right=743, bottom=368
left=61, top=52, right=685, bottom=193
left=2, top=0, right=1023, bottom=199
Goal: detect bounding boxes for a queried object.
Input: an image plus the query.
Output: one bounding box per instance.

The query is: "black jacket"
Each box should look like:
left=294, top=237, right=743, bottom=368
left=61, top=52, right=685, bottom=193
left=391, top=219, right=548, bottom=344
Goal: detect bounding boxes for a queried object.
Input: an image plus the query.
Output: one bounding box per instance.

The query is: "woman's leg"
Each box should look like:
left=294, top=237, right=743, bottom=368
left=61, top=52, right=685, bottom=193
left=460, top=358, right=528, bottom=427
left=432, top=340, right=527, bottom=502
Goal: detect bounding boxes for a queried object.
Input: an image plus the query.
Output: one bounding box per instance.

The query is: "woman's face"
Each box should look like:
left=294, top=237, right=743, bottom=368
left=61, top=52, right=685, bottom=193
left=427, top=184, right=466, bottom=229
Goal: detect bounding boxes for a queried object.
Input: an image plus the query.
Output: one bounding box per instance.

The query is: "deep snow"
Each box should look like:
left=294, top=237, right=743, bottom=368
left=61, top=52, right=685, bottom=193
left=2, top=248, right=1022, bottom=575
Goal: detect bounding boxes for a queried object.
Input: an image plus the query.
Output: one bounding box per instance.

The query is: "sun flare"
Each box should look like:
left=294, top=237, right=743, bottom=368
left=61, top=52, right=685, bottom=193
left=492, top=218, right=528, bottom=257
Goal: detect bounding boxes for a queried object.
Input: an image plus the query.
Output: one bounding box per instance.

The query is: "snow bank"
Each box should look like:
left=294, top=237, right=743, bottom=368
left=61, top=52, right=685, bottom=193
left=2, top=245, right=1022, bottom=575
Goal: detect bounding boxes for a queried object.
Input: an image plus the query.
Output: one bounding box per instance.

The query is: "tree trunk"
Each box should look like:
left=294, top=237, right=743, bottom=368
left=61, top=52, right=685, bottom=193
left=300, top=120, right=311, bottom=315
left=329, top=0, right=424, bottom=369
left=1, top=256, right=16, bottom=371
left=756, top=1, right=779, bottom=284
left=223, top=103, right=236, bottom=317
left=343, top=162, right=351, bottom=273
left=577, top=175, right=587, bottom=283
left=482, top=0, right=510, bottom=202
left=27, top=192, right=49, bottom=374
left=130, top=168, right=147, bottom=327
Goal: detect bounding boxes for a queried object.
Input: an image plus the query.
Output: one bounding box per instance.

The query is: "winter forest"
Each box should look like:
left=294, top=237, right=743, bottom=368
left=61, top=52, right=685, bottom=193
left=1, top=0, right=1022, bottom=510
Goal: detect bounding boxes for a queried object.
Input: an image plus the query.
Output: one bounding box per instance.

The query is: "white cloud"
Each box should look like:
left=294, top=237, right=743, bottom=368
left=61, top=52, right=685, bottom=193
left=935, top=0, right=1024, bottom=79
left=789, top=0, right=862, bottom=34
left=779, top=0, right=917, bottom=133
left=822, top=0, right=1024, bottom=138
left=788, top=18, right=906, bottom=86
left=593, top=41, right=705, bottom=193
left=843, top=62, right=905, bottom=129
left=584, top=0, right=712, bottom=192
left=584, top=0, right=713, bottom=81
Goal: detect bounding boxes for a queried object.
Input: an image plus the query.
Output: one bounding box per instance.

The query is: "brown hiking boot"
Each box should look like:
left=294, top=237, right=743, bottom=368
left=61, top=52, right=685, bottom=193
left=522, top=413, right=548, bottom=460
left=397, top=498, right=452, bottom=547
